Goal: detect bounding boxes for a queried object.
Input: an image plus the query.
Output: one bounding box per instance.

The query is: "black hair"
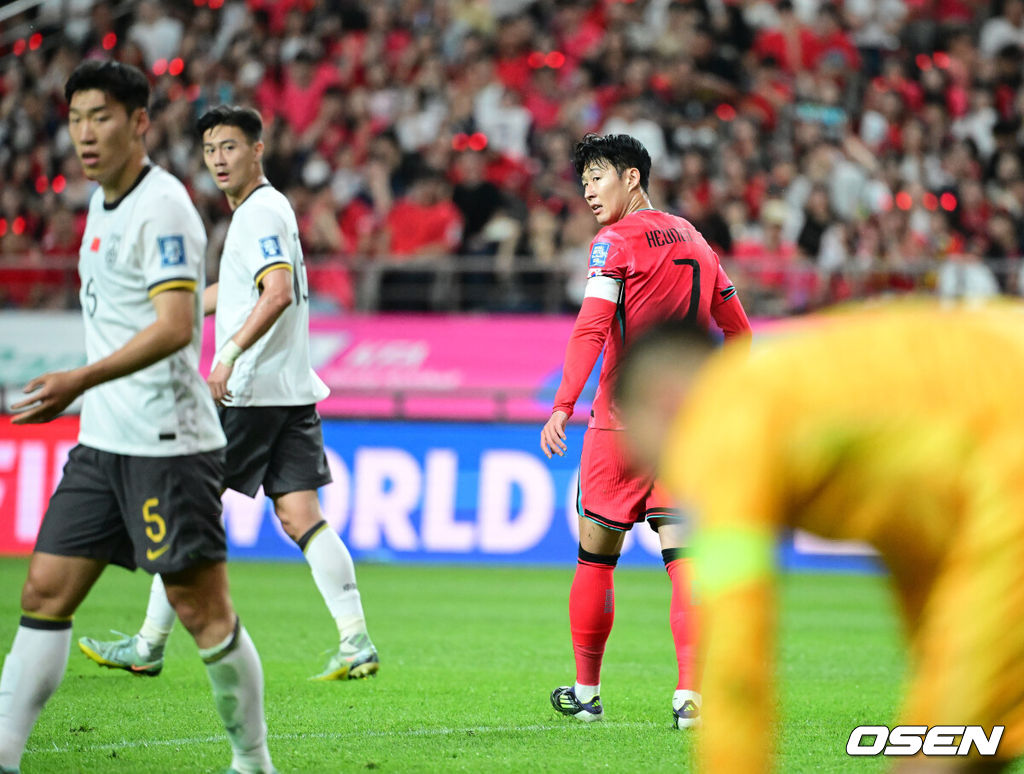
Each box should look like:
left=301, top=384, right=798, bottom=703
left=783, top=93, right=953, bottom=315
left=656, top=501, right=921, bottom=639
left=573, top=133, right=652, bottom=192
left=818, top=3, right=843, bottom=23
left=196, top=104, right=263, bottom=143
left=613, top=320, right=717, bottom=408
left=64, top=60, right=150, bottom=113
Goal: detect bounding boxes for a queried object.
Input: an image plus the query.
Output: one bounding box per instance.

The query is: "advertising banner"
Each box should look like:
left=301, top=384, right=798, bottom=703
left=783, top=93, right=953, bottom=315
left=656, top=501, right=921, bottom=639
left=0, top=416, right=876, bottom=570
left=0, top=417, right=80, bottom=555
left=224, top=420, right=673, bottom=566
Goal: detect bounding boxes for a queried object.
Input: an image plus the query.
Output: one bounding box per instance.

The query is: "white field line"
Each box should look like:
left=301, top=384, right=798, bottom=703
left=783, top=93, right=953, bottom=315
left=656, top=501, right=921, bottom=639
left=27, top=720, right=663, bottom=756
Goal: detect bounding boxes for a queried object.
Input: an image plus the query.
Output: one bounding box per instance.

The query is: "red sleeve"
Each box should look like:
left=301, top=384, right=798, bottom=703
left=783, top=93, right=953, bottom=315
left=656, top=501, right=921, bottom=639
left=711, top=264, right=752, bottom=345
left=551, top=295, right=618, bottom=417
left=586, top=230, right=628, bottom=281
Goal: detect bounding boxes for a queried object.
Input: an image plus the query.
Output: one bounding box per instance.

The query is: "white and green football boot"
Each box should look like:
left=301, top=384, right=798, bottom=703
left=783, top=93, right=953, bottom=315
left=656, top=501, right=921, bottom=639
left=78, top=632, right=164, bottom=677
left=310, top=632, right=379, bottom=681
left=673, top=689, right=701, bottom=729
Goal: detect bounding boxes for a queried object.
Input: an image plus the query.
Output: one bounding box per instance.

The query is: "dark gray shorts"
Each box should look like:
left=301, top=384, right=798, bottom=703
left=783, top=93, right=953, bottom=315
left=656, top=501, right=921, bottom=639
left=34, top=444, right=227, bottom=574
left=219, top=404, right=333, bottom=497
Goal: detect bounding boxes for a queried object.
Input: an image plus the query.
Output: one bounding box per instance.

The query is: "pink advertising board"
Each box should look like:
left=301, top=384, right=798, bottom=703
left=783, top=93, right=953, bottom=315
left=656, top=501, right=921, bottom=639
left=201, top=315, right=588, bottom=421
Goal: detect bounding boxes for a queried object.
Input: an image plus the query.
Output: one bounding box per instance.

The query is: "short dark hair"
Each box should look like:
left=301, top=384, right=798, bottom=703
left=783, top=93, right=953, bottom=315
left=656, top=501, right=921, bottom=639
left=196, top=105, right=263, bottom=144
left=65, top=60, right=150, bottom=113
left=613, top=320, right=717, bottom=408
left=573, top=133, right=652, bottom=192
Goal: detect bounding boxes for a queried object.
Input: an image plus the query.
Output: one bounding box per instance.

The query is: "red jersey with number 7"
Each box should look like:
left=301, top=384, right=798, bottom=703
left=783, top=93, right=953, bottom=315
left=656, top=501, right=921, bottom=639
left=553, top=208, right=750, bottom=430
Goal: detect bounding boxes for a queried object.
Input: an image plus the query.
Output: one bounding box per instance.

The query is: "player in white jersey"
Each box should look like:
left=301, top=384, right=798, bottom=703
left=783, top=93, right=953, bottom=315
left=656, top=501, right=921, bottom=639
left=74, top=161, right=223, bottom=455
left=0, top=62, right=275, bottom=774
left=78, top=105, right=378, bottom=682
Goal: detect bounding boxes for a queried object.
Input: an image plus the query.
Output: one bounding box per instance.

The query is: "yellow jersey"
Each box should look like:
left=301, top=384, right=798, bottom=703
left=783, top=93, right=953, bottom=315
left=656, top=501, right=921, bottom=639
left=661, top=303, right=1024, bottom=772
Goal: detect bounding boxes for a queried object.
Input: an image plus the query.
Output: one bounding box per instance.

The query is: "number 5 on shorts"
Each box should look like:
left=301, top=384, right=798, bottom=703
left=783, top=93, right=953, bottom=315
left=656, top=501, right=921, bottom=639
left=143, top=497, right=169, bottom=561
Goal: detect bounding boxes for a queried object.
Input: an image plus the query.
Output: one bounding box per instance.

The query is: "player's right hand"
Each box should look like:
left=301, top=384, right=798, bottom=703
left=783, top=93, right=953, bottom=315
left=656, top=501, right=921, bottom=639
left=207, top=361, right=234, bottom=406
left=540, top=410, right=570, bottom=459
left=10, top=370, right=85, bottom=424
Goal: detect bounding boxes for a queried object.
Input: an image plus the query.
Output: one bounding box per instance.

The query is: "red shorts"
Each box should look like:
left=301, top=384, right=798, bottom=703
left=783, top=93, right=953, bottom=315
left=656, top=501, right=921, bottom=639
left=576, top=427, right=682, bottom=532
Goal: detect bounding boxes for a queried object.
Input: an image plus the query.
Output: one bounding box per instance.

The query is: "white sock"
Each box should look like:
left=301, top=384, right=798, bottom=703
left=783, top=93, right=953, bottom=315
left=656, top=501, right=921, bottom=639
left=302, top=523, right=368, bottom=641
left=0, top=621, right=72, bottom=769
left=200, top=621, right=273, bottom=774
left=574, top=682, right=600, bottom=703
left=137, top=574, right=176, bottom=657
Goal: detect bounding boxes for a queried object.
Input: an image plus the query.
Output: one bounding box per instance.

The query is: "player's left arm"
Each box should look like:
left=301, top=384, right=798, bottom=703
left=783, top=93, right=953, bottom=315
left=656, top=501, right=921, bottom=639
left=11, top=290, right=196, bottom=424
left=699, top=562, right=776, bottom=774
left=710, top=264, right=752, bottom=347
left=542, top=236, right=624, bottom=458
left=664, top=389, right=778, bottom=772
left=203, top=282, right=218, bottom=316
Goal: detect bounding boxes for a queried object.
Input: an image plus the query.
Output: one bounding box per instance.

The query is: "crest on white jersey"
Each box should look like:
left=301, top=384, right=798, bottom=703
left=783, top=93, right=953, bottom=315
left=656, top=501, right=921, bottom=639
left=104, top=234, right=121, bottom=266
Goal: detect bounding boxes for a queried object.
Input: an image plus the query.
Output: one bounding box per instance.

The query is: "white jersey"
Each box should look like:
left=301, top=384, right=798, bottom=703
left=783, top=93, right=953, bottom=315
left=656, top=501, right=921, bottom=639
left=215, top=184, right=329, bottom=407
left=77, top=164, right=226, bottom=456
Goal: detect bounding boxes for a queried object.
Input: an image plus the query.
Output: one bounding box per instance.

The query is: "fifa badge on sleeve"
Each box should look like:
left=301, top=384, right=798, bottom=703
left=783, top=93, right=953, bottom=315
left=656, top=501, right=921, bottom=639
left=158, top=235, right=186, bottom=267
left=259, top=235, right=283, bottom=258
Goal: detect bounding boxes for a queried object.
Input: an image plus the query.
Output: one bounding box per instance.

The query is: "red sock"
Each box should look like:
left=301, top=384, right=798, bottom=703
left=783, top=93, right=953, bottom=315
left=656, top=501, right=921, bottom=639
left=569, top=547, right=618, bottom=687
left=664, top=551, right=698, bottom=691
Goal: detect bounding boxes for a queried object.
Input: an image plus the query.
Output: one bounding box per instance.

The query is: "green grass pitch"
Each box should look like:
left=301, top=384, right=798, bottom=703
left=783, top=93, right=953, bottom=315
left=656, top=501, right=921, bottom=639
left=1, top=558, right=1020, bottom=773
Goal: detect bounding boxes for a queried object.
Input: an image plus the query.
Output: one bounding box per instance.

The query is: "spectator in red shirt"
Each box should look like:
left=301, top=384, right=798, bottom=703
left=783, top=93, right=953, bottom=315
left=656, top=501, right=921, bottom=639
left=874, top=56, right=925, bottom=113
left=731, top=198, right=806, bottom=310
left=753, top=0, right=818, bottom=73
left=524, top=66, right=565, bottom=132
left=381, top=172, right=464, bottom=258
left=811, top=4, right=862, bottom=72
left=303, top=86, right=348, bottom=157
left=40, top=208, right=81, bottom=263
left=494, top=15, right=535, bottom=94
left=555, top=0, right=605, bottom=64
left=277, top=49, right=340, bottom=135
left=372, top=171, right=463, bottom=311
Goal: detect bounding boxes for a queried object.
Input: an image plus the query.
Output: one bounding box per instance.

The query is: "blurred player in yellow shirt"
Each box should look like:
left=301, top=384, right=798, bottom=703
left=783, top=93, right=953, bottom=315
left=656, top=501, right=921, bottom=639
left=614, top=304, right=1024, bottom=774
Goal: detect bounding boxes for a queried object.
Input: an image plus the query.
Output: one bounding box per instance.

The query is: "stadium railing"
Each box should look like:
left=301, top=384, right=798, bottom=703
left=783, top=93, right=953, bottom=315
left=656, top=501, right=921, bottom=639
left=0, top=384, right=556, bottom=422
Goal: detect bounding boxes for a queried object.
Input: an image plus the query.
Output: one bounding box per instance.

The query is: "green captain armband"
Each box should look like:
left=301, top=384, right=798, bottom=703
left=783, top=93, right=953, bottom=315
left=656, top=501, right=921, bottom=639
left=693, top=525, right=776, bottom=596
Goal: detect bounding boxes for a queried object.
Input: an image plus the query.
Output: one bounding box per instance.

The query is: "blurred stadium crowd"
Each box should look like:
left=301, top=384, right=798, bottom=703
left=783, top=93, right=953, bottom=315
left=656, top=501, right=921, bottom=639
left=1, top=0, right=1024, bottom=314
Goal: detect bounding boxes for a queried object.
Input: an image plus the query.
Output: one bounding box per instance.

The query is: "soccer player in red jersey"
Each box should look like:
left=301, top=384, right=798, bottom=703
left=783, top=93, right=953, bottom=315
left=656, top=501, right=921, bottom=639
left=540, top=133, right=751, bottom=728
